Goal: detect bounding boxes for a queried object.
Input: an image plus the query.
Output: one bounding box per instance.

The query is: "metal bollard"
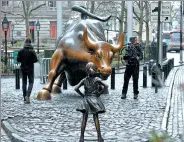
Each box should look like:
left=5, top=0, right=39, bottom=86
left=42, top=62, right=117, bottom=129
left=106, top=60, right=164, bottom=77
left=152, top=72, right=156, bottom=87
left=15, top=68, right=20, bottom=89
left=63, top=78, right=67, bottom=90
left=151, top=63, right=161, bottom=89
left=143, top=64, right=147, bottom=88
left=171, top=58, right=174, bottom=68
left=166, top=62, right=169, bottom=78
left=162, top=71, right=165, bottom=83
left=168, top=59, right=171, bottom=73
left=171, top=58, right=173, bottom=68
left=162, top=64, right=166, bottom=81
left=111, top=68, right=115, bottom=89
left=148, top=59, right=155, bottom=75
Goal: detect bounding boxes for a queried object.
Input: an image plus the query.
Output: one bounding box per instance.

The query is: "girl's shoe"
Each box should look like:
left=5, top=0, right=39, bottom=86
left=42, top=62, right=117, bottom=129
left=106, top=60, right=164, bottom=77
left=25, top=96, right=30, bottom=104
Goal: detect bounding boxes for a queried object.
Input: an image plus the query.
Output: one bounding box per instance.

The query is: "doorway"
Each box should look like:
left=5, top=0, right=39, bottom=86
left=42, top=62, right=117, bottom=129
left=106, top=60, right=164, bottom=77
left=29, top=21, right=35, bottom=42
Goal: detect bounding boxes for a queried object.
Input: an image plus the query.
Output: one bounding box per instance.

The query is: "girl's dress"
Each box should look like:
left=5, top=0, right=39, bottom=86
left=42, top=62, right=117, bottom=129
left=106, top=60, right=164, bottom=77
left=76, top=76, right=106, bottom=114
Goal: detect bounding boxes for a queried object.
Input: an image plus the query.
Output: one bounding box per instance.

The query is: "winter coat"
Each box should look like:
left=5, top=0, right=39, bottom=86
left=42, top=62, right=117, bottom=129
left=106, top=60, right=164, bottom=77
left=123, top=43, right=143, bottom=65
left=17, top=43, right=38, bottom=72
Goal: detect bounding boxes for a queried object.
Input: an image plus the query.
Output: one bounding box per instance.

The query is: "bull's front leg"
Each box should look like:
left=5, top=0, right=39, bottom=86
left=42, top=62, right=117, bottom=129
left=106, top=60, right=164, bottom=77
left=52, top=73, right=66, bottom=94
left=37, top=50, right=64, bottom=100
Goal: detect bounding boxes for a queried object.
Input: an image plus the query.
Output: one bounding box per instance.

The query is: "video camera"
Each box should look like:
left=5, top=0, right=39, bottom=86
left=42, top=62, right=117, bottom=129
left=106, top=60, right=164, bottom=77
left=129, top=37, right=137, bottom=44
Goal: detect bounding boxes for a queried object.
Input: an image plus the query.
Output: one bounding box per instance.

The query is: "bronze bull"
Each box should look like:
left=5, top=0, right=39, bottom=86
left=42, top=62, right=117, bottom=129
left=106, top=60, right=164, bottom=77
left=37, top=7, right=125, bottom=100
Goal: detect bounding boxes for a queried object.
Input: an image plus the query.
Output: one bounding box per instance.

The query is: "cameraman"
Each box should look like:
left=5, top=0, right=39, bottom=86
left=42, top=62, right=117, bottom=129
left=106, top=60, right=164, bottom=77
left=121, top=37, right=143, bottom=99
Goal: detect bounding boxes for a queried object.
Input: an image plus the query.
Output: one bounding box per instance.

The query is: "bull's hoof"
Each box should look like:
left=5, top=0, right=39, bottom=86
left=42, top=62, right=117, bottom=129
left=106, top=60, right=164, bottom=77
left=52, top=84, right=61, bottom=94
left=36, top=89, right=51, bottom=100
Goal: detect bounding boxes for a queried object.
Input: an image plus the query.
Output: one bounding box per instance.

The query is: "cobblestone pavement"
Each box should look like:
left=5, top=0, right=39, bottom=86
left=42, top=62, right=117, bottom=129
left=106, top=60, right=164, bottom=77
left=167, top=66, right=184, bottom=141
left=1, top=67, right=182, bottom=142
left=1, top=127, right=11, bottom=142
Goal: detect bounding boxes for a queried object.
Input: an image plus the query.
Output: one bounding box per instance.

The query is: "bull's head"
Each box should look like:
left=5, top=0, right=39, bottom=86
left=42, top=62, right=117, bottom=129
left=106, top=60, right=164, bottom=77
left=83, top=28, right=125, bottom=80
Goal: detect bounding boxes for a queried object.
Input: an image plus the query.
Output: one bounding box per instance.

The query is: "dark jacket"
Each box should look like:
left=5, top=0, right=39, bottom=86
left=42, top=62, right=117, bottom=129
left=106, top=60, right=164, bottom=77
left=123, top=43, right=143, bottom=65
left=17, top=43, right=38, bottom=71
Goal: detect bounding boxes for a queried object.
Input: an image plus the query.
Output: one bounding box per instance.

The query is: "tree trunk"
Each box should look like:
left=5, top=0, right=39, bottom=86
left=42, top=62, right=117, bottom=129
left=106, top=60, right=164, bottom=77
left=22, top=1, right=30, bottom=38
left=124, top=9, right=127, bottom=33
left=25, top=17, right=30, bottom=38
left=90, top=1, right=95, bottom=13
left=145, top=23, right=149, bottom=46
left=119, top=1, right=125, bottom=35
left=145, top=2, right=149, bottom=47
left=145, top=1, right=150, bottom=62
left=118, top=1, right=125, bottom=68
left=138, top=1, right=144, bottom=42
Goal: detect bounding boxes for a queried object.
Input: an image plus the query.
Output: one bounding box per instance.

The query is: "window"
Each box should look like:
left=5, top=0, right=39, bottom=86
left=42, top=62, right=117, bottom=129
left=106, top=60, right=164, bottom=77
left=2, top=1, right=9, bottom=6
left=170, top=32, right=184, bottom=41
left=50, top=21, right=57, bottom=39
left=17, top=31, right=21, bottom=36
left=48, top=1, right=56, bottom=7
left=162, top=33, right=170, bottom=40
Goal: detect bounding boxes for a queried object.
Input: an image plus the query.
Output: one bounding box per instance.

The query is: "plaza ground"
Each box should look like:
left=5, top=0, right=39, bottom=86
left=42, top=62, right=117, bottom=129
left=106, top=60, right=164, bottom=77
left=1, top=65, right=184, bottom=142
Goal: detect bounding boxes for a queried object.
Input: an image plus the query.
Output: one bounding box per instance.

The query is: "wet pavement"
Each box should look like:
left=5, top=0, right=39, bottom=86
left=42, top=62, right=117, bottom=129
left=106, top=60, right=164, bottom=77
left=1, top=66, right=183, bottom=142
left=167, top=66, right=184, bottom=140
left=1, top=127, right=11, bottom=142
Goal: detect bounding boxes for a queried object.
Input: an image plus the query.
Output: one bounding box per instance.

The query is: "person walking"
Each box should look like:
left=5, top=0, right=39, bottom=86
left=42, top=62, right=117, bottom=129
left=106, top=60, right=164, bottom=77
left=121, top=37, right=143, bottom=99
left=17, top=38, right=38, bottom=104
left=75, top=62, right=108, bottom=142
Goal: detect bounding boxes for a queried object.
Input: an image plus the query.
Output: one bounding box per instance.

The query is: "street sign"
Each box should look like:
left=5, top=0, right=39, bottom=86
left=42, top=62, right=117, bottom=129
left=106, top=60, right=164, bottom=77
left=151, top=2, right=158, bottom=16
left=151, top=16, right=160, bottom=22
left=162, top=16, right=171, bottom=22
left=161, top=2, right=171, bottom=16
left=150, top=2, right=171, bottom=22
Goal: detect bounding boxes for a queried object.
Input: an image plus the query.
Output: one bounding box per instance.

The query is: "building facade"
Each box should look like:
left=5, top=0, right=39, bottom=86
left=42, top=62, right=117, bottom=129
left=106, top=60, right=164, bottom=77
left=0, top=1, right=75, bottom=45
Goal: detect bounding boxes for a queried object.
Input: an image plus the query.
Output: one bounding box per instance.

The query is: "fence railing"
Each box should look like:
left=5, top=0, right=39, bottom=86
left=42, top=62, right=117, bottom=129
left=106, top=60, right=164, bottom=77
left=40, top=58, right=51, bottom=84
left=1, top=51, right=20, bottom=75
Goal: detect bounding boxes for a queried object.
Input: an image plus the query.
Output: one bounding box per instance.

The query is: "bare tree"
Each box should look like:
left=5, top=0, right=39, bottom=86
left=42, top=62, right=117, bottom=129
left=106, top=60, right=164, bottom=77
left=1, top=1, right=46, bottom=38
left=145, top=1, right=149, bottom=47
left=133, top=1, right=145, bottom=42
left=124, top=8, right=127, bottom=33
left=169, top=2, right=179, bottom=30
left=144, top=1, right=150, bottom=62
left=119, top=1, right=125, bottom=35
left=90, top=1, right=95, bottom=13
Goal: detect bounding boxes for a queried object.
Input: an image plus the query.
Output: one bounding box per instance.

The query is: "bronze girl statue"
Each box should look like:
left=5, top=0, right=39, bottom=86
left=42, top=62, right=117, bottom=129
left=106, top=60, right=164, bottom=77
left=75, top=62, right=108, bottom=142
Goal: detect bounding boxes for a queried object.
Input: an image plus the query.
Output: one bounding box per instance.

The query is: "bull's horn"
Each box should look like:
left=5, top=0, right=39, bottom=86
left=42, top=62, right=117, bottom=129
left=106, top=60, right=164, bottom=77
left=83, top=28, right=97, bottom=51
left=112, top=33, right=125, bottom=52
left=72, top=5, right=111, bottom=22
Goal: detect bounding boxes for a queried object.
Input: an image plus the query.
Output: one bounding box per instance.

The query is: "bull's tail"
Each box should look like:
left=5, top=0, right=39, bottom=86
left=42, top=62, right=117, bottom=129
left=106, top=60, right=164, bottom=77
left=71, top=5, right=111, bottom=22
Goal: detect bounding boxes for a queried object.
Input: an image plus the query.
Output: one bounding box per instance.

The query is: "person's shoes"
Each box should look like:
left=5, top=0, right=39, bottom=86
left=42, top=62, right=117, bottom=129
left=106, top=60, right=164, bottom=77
left=79, top=136, right=84, bottom=142
left=98, top=136, right=104, bottom=142
left=121, top=93, right=126, bottom=99
left=25, top=96, right=30, bottom=104
left=23, top=96, right=27, bottom=103
left=134, top=94, right=138, bottom=99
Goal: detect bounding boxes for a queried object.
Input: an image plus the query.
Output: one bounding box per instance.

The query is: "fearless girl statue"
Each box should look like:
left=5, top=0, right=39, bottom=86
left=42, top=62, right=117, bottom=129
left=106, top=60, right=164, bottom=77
left=75, top=62, right=108, bottom=142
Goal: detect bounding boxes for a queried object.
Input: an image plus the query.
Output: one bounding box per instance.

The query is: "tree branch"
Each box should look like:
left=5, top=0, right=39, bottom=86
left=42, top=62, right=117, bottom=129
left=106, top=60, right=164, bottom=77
left=22, top=1, right=27, bottom=17
left=1, top=10, right=25, bottom=19
left=26, top=1, right=30, bottom=16
left=111, top=16, right=122, bottom=23
left=134, top=17, right=139, bottom=22
left=14, top=19, right=25, bottom=25
left=133, top=7, right=140, bottom=21
left=29, top=3, right=46, bottom=16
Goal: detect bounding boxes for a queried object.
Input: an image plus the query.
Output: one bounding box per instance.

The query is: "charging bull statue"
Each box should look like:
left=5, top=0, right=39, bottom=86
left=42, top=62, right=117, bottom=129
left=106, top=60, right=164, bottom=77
left=37, top=6, right=125, bottom=100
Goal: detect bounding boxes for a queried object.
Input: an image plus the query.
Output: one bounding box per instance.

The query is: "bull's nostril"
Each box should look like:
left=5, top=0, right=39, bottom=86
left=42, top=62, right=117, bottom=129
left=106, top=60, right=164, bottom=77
left=101, top=66, right=104, bottom=69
